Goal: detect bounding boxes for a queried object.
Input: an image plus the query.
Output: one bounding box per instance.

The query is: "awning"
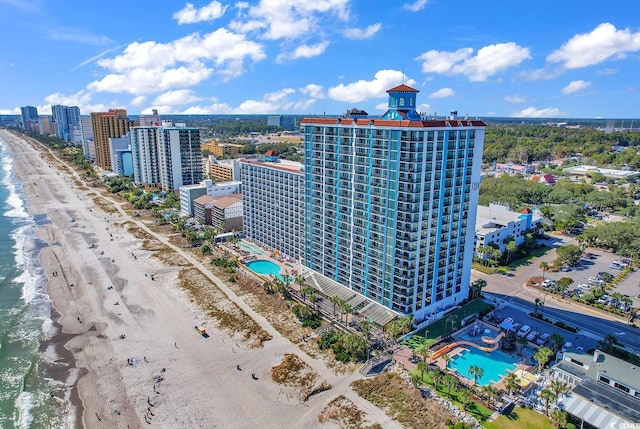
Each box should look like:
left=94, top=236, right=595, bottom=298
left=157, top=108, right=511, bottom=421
left=558, top=394, right=629, bottom=428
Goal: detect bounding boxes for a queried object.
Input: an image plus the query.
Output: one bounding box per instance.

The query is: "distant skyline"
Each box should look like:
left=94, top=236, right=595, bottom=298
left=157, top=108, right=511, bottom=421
left=1, top=0, right=639, bottom=118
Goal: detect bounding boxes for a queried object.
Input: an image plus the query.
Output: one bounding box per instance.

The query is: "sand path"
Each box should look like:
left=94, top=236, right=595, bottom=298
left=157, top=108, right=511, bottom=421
left=1, top=130, right=400, bottom=429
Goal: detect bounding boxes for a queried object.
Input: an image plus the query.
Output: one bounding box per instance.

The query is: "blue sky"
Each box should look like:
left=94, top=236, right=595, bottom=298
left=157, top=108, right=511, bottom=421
left=1, top=0, right=639, bottom=118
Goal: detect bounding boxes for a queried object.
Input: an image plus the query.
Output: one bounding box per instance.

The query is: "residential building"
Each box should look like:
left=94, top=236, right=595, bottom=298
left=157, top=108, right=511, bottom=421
left=51, top=105, right=80, bottom=142
left=300, top=84, right=486, bottom=319
left=493, top=162, right=534, bottom=174
left=202, top=141, right=243, bottom=158
left=20, top=106, right=38, bottom=132
left=563, top=165, right=640, bottom=180
left=179, top=180, right=241, bottom=216
left=91, top=109, right=136, bottom=170
left=79, top=116, right=95, bottom=160
left=130, top=124, right=202, bottom=191
left=475, top=203, right=541, bottom=253
left=193, top=194, right=243, bottom=232
left=530, top=174, right=555, bottom=186
left=267, top=115, right=297, bottom=130
left=240, top=157, right=304, bottom=260
left=138, top=109, right=160, bottom=126
left=38, top=115, right=52, bottom=136
left=109, top=134, right=133, bottom=176
left=206, top=157, right=241, bottom=182
left=552, top=349, right=640, bottom=427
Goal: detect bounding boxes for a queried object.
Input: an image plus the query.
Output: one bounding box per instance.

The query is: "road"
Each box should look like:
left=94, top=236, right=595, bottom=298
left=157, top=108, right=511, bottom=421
left=473, top=233, right=640, bottom=354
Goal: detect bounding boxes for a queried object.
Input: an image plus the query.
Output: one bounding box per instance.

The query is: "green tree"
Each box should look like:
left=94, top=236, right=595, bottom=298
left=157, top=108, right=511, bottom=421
left=517, top=336, right=528, bottom=354
left=534, top=297, right=543, bottom=317
left=549, top=333, right=565, bottom=353
left=555, top=277, right=574, bottom=294
left=482, top=385, right=499, bottom=408
left=503, top=372, right=519, bottom=395
left=540, top=388, right=556, bottom=415
left=444, top=374, right=458, bottom=398
left=534, top=347, right=554, bottom=373
left=550, top=379, right=568, bottom=404
left=468, top=365, right=484, bottom=386
left=416, top=343, right=431, bottom=364
left=432, top=370, right=443, bottom=391
left=469, top=278, right=487, bottom=300
left=540, top=261, right=550, bottom=281
left=458, top=389, right=471, bottom=410
left=597, top=334, right=620, bottom=353
left=555, top=244, right=583, bottom=266
left=550, top=409, right=568, bottom=429
left=416, top=361, right=427, bottom=383
left=442, top=353, right=452, bottom=370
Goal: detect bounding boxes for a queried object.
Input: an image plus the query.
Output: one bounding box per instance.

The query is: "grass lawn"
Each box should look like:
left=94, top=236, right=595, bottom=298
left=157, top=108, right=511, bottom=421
left=485, top=406, right=552, bottom=429
left=506, top=246, right=551, bottom=270
left=411, top=299, right=493, bottom=340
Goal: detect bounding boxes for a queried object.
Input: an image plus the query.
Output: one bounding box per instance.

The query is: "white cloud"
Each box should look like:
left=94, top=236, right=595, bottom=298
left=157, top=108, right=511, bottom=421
left=278, top=41, right=329, bottom=62
left=416, top=42, right=531, bottom=81
left=562, top=80, right=591, bottom=95
left=510, top=106, right=563, bottom=118
left=152, top=89, right=203, bottom=105
left=596, top=68, right=618, bottom=76
left=0, top=107, right=20, bottom=115
left=173, top=1, right=228, bottom=24
left=232, top=0, right=350, bottom=40
left=328, top=69, right=416, bottom=103
left=343, top=23, right=381, bottom=40
left=429, top=87, right=455, bottom=99
left=375, top=102, right=388, bottom=111
left=87, top=29, right=265, bottom=95
left=178, top=88, right=300, bottom=114
left=43, top=90, right=109, bottom=114
left=504, top=94, right=527, bottom=103
left=300, top=83, right=324, bottom=99
left=547, top=23, right=640, bottom=69
left=403, top=0, right=427, bottom=12
left=131, top=96, right=147, bottom=106
left=180, top=103, right=233, bottom=114
left=44, top=25, right=112, bottom=46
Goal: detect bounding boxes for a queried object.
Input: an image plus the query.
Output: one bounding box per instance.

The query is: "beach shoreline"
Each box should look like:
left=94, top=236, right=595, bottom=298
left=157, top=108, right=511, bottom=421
left=1, top=129, right=403, bottom=429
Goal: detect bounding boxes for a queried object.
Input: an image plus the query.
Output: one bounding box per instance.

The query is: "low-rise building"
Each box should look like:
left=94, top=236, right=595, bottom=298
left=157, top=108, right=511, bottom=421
left=552, top=349, right=640, bottom=427
left=493, top=162, right=534, bottom=174
left=475, top=203, right=541, bottom=253
left=179, top=179, right=241, bottom=217
left=193, top=194, right=242, bottom=231
left=205, top=156, right=240, bottom=182
left=563, top=165, right=640, bottom=180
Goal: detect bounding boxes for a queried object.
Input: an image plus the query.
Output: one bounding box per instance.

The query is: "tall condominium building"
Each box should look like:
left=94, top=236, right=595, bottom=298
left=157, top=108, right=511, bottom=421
left=240, top=158, right=304, bottom=260
left=38, top=116, right=52, bottom=136
left=301, top=84, right=486, bottom=319
left=79, top=116, right=95, bottom=159
left=20, top=106, right=38, bottom=132
left=130, top=124, right=203, bottom=191
left=91, top=109, right=136, bottom=170
left=51, top=105, right=80, bottom=141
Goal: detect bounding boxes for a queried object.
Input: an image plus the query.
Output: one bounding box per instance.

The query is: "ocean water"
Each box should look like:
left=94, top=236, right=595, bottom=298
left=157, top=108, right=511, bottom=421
left=0, top=136, right=73, bottom=428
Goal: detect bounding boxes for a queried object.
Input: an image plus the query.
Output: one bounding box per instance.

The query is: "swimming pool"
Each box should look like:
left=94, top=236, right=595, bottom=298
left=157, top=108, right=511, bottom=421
left=238, top=240, right=265, bottom=255
left=246, top=259, right=283, bottom=279
left=449, top=347, right=518, bottom=386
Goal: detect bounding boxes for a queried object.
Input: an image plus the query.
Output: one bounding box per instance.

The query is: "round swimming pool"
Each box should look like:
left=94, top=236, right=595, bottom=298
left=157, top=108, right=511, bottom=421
left=246, top=260, right=283, bottom=279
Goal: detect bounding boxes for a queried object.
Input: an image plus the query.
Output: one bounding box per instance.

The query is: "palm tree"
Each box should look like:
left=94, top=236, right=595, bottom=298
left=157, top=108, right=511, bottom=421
left=534, top=297, right=543, bottom=317
left=442, top=353, right=452, bottom=370
left=534, top=347, right=554, bottom=374
left=415, top=343, right=430, bottom=364
left=458, top=389, right=470, bottom=410
left=598, top=334, right=620, bottom=353
left=540, top=388, right=556, bottom=415
left=540, top=261, right=550, bottom=281
left=444, top=374, right=458, bottom=398
left=517, top=336, right=528, bottom=355
left=549, top=333, right=565, bottom=353
left=503, top=372, right=519, bottom=396
left=359, top=320, right=372, bottom=340
left=329, top=295, right=340, bottom=318
left=550, top=409, right=568, bottom=429
left=468, top=365, right=484, bottom=386
left=432, top=370, right=443, bottom=391
left=482, top=385, right=499, bottom=409
left=416, top=361, right=427, bottom=383
left=549, top=379, right=568, bottom=404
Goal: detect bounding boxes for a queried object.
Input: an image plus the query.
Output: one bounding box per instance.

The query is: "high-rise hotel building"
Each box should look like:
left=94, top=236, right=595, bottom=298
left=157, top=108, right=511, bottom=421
left=301, top=85, right=485, bottom=319
left=91, top=109, right=136, bottom=170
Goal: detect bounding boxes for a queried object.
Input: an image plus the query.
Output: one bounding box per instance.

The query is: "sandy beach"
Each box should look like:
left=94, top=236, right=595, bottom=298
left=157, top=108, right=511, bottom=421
left=1, top=129, right=401, bottom=429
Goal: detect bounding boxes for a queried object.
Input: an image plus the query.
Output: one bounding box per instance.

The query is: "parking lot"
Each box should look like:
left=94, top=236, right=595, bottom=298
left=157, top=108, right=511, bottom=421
left=489, top=303, right=599, bottom=355
left=540, top=246, right=640, bottom=309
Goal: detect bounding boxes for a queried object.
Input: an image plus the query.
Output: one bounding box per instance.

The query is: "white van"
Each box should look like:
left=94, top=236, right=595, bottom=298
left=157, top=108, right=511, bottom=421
left=517, top=325, right=531, bottom=338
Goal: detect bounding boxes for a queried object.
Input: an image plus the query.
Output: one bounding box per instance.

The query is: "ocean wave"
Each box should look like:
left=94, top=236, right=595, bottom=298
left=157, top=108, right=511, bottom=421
left=2, top=152, right=28, bottom=220
left=15, top=391, right=35, bottom=429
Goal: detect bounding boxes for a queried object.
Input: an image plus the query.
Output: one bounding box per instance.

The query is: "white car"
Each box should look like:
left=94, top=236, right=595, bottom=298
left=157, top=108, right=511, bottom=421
left=517, top=325, right=531, bottom=338
left=526, top=331, right=539, bottom=342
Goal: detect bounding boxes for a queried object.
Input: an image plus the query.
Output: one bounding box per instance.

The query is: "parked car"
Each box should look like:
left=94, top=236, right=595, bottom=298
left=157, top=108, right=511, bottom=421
left=536, top=333, right=551, bottom=345
left=526, top=331, right=539, bottom=342
left=560, top=266, right=571, bottom=272
left=512, top=322, right=522, bottom=332
left=609, top=262, right=623, bottom=270
left=517, top=325, right=531, bottom=338
left=597, top=295, right=609, bottom=304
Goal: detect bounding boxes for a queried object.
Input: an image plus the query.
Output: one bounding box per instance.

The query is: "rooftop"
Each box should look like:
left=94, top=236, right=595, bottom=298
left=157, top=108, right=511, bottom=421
left=212, top=194, right=242, bottom=209
left=559, top=379, right=640, bottom=425
left=475, top=203, right=538, bottom=236
left=300, top=117, right=486, bottom=128
left=585, top=350, right=640, bottom=390
left=239, top=158, right=303, bottom=174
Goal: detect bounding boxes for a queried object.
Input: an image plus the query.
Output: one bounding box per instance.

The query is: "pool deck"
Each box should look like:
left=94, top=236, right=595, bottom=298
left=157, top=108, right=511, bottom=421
left=219, top=240, right=300, bottom=281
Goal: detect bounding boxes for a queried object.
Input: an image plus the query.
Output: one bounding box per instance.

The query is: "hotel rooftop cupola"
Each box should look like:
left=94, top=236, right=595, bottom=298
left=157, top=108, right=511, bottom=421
left=381, top=84, right=422, bottom=121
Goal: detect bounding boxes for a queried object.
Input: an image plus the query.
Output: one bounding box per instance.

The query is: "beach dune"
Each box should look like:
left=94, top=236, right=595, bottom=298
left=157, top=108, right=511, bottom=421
left=1, top=130, right=400, bottom=429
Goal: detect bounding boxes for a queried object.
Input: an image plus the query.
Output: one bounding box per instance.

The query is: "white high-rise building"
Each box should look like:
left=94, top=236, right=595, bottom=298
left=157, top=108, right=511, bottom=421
left=130, top=125, right=203, bottom=191
left=301, top=84, right=486, bottom=319
left=240, top=158, right=304, bottom=261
